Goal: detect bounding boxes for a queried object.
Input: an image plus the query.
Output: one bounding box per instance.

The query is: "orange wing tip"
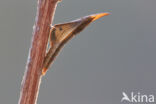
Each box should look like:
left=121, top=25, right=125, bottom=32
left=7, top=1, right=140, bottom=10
left=42, top=68, right=48, bottom=76
left=91, top=12, right=110, bottom=21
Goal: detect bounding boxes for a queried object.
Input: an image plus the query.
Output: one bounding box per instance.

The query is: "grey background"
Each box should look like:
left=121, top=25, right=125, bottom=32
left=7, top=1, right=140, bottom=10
left=0, top=0, right=156, bottom=104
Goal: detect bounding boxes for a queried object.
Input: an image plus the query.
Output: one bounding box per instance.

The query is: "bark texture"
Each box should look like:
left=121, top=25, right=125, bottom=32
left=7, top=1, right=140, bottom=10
left=18, top=0, right=61, bottom=104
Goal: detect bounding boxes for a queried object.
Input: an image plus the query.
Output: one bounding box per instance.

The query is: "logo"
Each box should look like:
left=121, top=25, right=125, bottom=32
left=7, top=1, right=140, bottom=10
left=121, top=92, right=155, bottom=103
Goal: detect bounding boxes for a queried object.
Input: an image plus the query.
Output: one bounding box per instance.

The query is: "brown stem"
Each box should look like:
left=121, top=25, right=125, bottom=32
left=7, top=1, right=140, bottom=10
left=18, top=0, right=61, bottom=104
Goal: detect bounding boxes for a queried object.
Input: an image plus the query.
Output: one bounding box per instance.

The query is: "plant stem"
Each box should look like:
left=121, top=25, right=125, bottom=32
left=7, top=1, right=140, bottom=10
left=18, top=0, right=61, bottom=104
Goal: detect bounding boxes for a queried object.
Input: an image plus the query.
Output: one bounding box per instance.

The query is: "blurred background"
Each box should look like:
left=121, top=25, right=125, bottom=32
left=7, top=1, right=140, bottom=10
left=0, top=0, right=156, bottom=104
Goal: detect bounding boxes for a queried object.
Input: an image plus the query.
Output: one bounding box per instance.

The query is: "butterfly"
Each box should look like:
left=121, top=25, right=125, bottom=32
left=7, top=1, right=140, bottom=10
left=42, top=12, right=110, bottom=75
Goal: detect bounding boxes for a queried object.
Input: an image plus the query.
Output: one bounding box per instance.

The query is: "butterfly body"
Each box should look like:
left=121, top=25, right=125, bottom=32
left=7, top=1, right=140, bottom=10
left=42, top=12, right=110, bottom=75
